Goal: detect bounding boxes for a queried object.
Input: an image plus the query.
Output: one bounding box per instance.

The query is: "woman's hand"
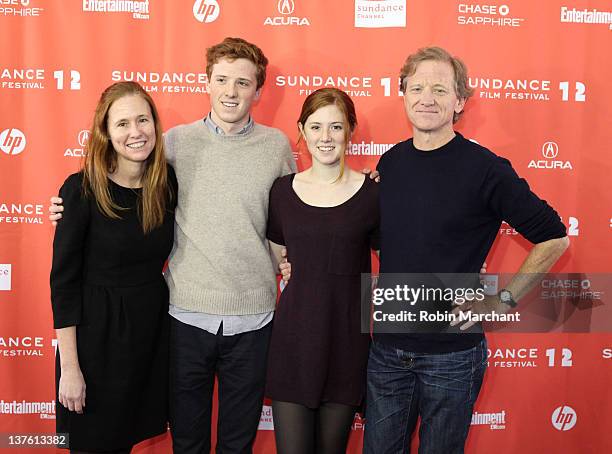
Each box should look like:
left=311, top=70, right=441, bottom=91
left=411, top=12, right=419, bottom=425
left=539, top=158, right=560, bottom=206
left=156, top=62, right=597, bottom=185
left=59, top=365, right=86, bottom=414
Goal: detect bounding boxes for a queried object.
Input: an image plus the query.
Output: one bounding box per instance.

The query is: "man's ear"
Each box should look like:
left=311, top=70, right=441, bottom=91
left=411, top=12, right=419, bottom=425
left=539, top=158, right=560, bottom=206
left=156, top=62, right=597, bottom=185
left=455, top=97, right=466, bottom=114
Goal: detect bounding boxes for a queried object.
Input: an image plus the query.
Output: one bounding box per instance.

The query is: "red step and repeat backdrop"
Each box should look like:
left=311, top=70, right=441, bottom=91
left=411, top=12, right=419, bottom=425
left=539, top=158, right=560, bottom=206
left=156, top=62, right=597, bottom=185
left=1, top=1, right=611, bottom=453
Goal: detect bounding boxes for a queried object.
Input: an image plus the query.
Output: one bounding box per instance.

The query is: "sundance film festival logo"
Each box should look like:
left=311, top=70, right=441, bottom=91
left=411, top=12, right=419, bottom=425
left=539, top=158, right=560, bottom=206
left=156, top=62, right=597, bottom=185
left=64, top=129, right=90, bottom=158
left=193, top=0, right=219, bottom=23
left=0, top=128, right=26, bottom=156
left=0, top=202, right=44, bottom=224
left=1, top=68, right=45, bottom=89
left=276, top=74, right=373, bottom=97
left=0, top=0, right=44, bottom=17
left=0, top=336, right=44, bottom=357
left=264, top=0, right=310, bottom=26
left=470, top=77, right=551, bottom=101
left=552, top=405, right=577, bottom=431
left=82, top=0, right=150, bottom=20
left=0, top=264, right=10, bottom=291
left=355, top=0, right=406, bottom=28
left=528, top=141, right=573, bottom=170
left=457, top=2, right=525, bottom=27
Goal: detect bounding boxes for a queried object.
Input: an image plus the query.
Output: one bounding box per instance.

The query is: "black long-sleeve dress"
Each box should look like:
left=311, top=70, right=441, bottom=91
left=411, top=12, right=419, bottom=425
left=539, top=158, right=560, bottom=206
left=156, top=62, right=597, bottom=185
left=50, top=167, right=177, bottom=451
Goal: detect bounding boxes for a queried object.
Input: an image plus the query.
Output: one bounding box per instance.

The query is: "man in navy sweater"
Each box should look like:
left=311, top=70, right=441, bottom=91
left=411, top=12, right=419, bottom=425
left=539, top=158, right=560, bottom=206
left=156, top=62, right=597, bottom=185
left=363, top=47, right=569, bottom=453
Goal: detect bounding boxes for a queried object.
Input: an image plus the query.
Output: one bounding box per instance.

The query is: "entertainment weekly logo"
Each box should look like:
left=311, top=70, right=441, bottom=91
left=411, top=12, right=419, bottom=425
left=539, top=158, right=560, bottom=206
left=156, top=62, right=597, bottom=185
left=110, top=70, right=208, bottom=95
left=0, top=336, right=46, bottom=358
left=346, top=141, right=394, bottom=156
left=0, top=202, right=44, bottom=225
left=471, top=410, right=507, bottom=430
left=264, top=0, right=310, bottom=26
left=457, top=2, right=525, bottom=27
left=0, top=264, right=10, bottom=291
left=0, top=0, right=44, bottom=17
left=193, top=0, right=219, bottom=23
left=0, top=400, right=55, bottom=419
left=0, top=128, right=26, bottom=155
left=64, top=129, right=90, bottom=158
left=82, top=0, right=150, bottom=20
left=560, top=6, right=612, bottom=30
left=275, top=74, right=374, bottom=97
left=354, top=0, right=406, bottom=28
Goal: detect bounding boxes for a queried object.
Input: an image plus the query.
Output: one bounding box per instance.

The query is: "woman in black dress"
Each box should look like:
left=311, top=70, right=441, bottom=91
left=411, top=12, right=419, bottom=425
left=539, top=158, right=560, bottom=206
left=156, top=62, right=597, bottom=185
left=266, top=88, right=379, bottom=453
left=50, top=81, right=176, bottom=453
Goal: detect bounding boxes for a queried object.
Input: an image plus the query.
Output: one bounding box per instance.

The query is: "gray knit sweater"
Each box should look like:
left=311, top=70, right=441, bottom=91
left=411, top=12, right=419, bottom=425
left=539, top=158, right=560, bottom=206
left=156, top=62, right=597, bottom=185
left=164, top=119, right=296, bottom=315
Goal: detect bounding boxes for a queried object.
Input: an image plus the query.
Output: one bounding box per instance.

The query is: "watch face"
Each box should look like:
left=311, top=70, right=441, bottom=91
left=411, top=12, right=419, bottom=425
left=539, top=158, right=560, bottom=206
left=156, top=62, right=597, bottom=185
left=500, top=290, right=511, bottom=302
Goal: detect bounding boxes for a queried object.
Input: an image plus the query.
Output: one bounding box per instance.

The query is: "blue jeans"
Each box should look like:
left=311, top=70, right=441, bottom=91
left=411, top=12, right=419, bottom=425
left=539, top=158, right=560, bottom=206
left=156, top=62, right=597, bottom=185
left=363, top=338, right=487, bottom=454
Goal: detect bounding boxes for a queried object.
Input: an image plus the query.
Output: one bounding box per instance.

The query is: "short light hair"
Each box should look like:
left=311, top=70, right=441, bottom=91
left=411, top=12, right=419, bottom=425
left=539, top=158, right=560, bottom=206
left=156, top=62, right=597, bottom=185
left=206, top=37, right=268, bottom=90
left=400, top=46, right=473, bottom=122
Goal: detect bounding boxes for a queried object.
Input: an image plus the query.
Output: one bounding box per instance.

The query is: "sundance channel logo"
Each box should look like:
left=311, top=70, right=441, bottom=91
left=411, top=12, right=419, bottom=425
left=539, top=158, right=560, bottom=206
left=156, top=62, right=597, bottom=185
left=354, top=0, right=406, bottom=28
left=258, top=405, right=274, bottom=430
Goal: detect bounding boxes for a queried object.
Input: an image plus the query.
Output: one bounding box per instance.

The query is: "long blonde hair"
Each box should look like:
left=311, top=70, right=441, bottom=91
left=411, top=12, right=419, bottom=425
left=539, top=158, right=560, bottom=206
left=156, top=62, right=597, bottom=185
left=82, top=81, right=171, bottom=233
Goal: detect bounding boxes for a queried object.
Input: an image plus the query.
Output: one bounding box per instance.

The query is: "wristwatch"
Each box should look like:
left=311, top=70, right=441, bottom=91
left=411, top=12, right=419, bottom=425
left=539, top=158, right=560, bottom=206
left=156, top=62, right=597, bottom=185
left=498, top=289, right=517, bottom=308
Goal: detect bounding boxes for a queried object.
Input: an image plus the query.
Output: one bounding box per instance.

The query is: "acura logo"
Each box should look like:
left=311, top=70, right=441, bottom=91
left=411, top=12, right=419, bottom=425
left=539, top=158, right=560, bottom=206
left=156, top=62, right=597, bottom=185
left=77, top=130, right=90, bottom=147
left=278, top=0, right=295, bottom=15
left=541, top=141, right=559, bottom=159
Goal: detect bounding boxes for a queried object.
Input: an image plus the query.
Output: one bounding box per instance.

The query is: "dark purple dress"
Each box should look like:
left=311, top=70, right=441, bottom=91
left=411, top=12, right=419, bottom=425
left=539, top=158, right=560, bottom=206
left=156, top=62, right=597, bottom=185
left=265, top=174, right=379, bottom=408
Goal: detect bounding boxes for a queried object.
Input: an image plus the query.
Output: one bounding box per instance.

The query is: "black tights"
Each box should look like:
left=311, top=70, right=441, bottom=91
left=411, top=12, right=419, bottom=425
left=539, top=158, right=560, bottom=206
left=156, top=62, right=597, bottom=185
left=272, top=400, right=357, bottom=454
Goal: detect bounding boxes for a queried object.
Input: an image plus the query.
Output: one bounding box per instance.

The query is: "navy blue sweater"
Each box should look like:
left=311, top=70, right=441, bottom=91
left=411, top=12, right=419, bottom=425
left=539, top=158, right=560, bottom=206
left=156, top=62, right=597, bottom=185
left=376, top=133, right=566, bottom=353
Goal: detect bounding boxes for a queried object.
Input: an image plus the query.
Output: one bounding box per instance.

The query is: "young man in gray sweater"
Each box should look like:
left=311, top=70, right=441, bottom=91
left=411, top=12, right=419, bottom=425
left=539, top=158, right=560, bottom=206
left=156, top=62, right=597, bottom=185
left=165, top=37, right=295, bottom=453
left=50, top=37, right=296, bottom=453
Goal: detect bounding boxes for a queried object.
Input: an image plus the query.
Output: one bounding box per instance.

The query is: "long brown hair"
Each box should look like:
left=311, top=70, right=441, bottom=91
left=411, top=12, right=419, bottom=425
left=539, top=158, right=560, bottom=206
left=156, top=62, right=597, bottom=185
left=297, top=88, right=357, bottom=181
left=82, top=81, right=171, bottom=233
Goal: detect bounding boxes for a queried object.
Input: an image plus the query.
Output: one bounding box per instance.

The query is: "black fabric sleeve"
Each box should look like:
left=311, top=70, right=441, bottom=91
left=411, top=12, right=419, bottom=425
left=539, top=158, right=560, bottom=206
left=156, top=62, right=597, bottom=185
left=50, top=173, right=90, bottom=329
left=167, top=164, right=178, bottom=210
left=482, top=157, right=567, bottom=244
left=266, top=177, right=286, bottom=246
left=369, top=182, right=381, bottom=251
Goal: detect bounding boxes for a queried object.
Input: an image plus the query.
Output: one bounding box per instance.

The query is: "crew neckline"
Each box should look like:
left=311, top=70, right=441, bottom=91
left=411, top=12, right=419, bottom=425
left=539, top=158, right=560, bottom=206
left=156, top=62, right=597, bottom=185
left=289, top=173, right=367, bottom=209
